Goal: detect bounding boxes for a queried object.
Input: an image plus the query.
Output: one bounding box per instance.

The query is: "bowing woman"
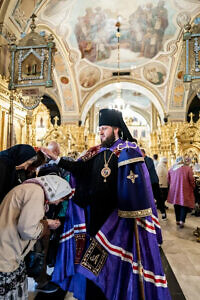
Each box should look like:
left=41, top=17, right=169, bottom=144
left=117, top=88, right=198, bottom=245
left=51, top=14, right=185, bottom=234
left=0, top=175, right=72, bottom=300
left=0, top=144, right=46, bottom=204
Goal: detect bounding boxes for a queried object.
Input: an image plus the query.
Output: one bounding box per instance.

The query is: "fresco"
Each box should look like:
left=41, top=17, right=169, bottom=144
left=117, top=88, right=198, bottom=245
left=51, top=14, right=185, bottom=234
left=79, top=66, right=101, bottom=88
left=42, top=0, right=176, bottom=68
left=171, top=82, right=185, bottom=107
left=41, top=0, right=71, bottom=27
left=54, top=52, right=74, bottom=111
left=72, top=1, right=170, bottom=66
left=143, top=62, right=166, bottom=85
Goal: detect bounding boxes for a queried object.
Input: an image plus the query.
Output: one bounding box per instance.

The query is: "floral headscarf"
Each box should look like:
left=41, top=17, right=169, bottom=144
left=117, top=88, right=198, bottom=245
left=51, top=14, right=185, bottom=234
left=24, top=175, right=72, bottom=202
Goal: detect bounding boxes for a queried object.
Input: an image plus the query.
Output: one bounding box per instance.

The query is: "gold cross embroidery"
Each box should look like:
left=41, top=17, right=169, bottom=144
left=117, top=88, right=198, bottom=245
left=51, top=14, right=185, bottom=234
left=127, top=170, right=138, bottom=183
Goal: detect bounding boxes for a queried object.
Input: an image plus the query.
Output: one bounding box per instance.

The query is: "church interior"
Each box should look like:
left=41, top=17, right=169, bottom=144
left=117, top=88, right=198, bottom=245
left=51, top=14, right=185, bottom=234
left=0, top=1, right=200, bottom=299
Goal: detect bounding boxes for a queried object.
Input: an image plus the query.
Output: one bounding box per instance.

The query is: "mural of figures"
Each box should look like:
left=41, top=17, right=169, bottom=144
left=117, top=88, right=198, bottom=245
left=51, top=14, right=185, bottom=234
left=143, top=63, right=166, bottom=85
left=79, top=66, right=100, bottom=88
left=41, top=0, right=176, bottom=68
left=129, top=1, right=168, bottom=58
left=70, top=0, right=174, bottom=67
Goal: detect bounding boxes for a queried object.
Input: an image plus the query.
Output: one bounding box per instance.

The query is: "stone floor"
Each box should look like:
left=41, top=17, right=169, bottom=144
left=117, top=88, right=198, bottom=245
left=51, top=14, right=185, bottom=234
left=160, top=204, right=200, bottom=300
left=29, top=205, right=200, bottom=300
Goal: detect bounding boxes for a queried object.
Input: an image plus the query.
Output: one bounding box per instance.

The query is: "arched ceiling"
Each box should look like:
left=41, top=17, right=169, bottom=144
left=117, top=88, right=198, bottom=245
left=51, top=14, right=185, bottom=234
left=1, top=0, right=200, bottom=124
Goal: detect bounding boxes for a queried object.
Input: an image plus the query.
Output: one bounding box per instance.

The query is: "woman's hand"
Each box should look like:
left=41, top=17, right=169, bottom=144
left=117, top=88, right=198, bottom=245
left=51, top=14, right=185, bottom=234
left=46, top=219, right=61, bottom=230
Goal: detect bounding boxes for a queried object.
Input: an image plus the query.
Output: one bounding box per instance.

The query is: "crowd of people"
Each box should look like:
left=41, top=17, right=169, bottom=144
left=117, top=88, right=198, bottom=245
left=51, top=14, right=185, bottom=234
left=141, top=151, right=197, bottom=229
left=0, top=108, right=198, bottom=300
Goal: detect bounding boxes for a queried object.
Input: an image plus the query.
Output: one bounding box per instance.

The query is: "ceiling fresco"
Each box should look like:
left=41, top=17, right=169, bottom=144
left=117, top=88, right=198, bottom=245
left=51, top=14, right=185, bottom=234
left=2, top=0, right=200, bottom=124
left=41, top=0, right=178, bottom=68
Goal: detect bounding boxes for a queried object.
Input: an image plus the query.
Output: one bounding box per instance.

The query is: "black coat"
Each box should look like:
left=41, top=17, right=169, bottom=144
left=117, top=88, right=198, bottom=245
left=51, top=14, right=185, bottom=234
left=58, top=150, right=118, bottom=236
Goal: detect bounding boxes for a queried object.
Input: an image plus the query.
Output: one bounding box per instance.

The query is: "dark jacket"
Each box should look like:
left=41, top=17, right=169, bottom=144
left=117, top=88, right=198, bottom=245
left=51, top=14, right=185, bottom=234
left=144, top=155, right=159, bottom=184
left=58, top=150, right=118, bottom=236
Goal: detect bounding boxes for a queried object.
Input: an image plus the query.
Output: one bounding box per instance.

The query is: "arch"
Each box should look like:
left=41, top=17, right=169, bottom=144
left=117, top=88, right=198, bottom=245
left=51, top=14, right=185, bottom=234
left=128, top=106, right=151, bottom=126
left=186, top=94, right=200, bottom=123
left=42, top=94, right=61, bottom=125
left=80, top=79, right=165, bottom=124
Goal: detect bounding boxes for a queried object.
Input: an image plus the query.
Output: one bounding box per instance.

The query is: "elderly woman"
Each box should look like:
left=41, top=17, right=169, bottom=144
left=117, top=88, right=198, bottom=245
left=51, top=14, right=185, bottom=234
left=0, top=144, right=46, bottom=204
left=167, top=156, right=195, bottom=228
left=0, top=175, right=71, bottom=299
left=156, top=157, right=169, bottom=212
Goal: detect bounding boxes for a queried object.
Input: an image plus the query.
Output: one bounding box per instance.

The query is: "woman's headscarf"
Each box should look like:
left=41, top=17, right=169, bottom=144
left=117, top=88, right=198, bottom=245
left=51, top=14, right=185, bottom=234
left=0, top=144, right=36, bottom=166
left=24, top=175, right=72, bottom=202
left=160, top=157, right=167, bottom=163
left=172, top=156, right=184, bottom=171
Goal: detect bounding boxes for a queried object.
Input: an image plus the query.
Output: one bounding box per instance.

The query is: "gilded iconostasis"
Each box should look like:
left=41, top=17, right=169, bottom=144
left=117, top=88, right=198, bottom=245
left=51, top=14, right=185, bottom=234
left=1, top=0, right=200, bottom=160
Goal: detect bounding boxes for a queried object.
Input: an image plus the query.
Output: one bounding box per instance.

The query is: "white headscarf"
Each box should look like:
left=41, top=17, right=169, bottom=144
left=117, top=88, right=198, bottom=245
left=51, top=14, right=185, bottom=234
left=172, top=156, right=184, bottom=171
left=24, top=175, right=72, bottom=202
left=160, top=157, right=167, bottom=163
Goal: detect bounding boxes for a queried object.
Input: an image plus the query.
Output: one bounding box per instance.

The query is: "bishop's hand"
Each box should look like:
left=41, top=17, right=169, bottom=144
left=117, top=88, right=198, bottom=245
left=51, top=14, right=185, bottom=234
left=40, top=147, right=58, bottom=161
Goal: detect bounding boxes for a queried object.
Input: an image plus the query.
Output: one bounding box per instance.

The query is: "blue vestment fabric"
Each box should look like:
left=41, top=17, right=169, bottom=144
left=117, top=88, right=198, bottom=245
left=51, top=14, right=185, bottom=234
left=52, top=140, right=170, bottom=299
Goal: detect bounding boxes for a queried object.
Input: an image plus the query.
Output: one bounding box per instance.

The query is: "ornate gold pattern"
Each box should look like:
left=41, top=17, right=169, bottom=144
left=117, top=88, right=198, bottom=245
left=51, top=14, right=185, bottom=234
left=118, top=208, right=152, bottom=218
left=118, top=157, right=144, bottom=167
left=81, top=238, right=108, bottom=276
left=150, top=114, right=200, bottom=166
left=0, top=76, right=27, bottom=150
left=74, top=233, right=86, bottom=264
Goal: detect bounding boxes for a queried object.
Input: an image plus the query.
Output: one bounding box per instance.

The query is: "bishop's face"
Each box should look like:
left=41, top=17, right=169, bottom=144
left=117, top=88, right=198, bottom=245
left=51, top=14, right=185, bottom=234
left=99, top=125, right=118, bottom=147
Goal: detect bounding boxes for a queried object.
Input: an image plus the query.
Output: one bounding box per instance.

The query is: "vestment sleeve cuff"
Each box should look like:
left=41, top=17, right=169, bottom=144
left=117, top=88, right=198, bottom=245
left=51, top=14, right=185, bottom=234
left=54, top=156, right=61, bottom=164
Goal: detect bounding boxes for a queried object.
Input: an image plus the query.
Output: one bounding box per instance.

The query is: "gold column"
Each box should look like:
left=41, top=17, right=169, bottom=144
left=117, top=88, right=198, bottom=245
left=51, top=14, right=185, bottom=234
left=26, top=112, right=33, bottom=145
left=7, top=92, right=14, bottom=147
left=87, top=132, right=96, bottom=148
left=151, top=103, right=157, bottom=132
left=89, top=105, right=95, bottom=133
left=19, top=120, right=25, bottom=144
left=1, top=110, right=5, bottom=150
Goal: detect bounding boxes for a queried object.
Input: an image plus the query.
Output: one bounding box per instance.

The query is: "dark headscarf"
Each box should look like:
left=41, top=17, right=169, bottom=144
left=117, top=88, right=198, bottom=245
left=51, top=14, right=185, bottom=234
left=0, top=144, right=37, bottom=204
left=99, top=108, right=136, bottom=142
left=0, top=144, right=36, bottom=166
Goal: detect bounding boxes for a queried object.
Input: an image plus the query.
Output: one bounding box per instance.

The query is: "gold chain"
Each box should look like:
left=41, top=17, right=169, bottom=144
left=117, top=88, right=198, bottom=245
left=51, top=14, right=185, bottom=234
left=101, top=150, right=115, bottom=182
left=104, top=150, right=114, bottom=166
